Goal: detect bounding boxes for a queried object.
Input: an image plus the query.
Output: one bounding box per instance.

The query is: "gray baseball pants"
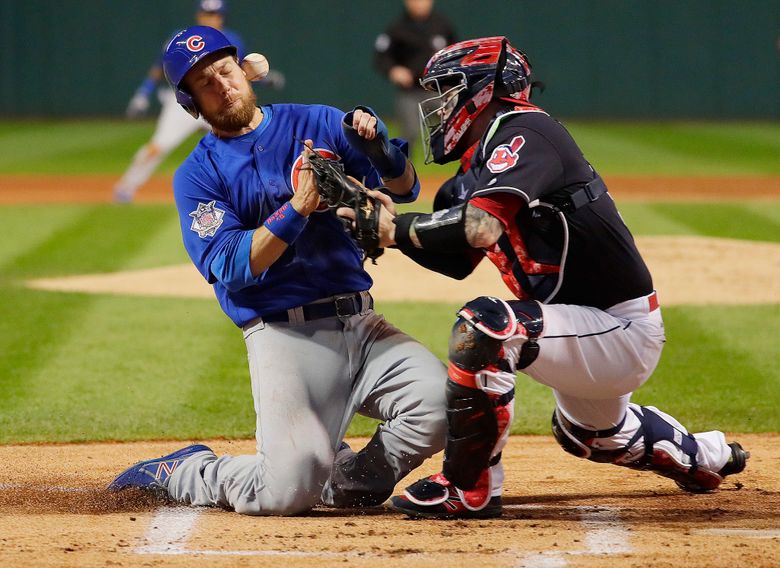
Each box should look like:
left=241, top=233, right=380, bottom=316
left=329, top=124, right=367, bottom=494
left=166, top=297, right=447, bottom=515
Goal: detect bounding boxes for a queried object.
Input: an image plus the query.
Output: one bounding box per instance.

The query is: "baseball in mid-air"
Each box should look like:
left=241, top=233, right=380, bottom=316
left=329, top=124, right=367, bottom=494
left=241, top=52, right=269, bottom=82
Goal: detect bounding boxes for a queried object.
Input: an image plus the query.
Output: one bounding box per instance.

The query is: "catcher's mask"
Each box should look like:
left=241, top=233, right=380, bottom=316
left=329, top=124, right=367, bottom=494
left=162, top=25, right=238, bottom=119
left=418, top=36, right=532, bottom=164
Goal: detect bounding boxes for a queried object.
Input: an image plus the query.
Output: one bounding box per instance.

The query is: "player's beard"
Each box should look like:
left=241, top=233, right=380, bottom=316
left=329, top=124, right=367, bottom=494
left=206, top=89, right=258, bottom=133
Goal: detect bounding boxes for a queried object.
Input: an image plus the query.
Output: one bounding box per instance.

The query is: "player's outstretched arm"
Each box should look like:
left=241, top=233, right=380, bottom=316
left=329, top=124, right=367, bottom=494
left=369, top=200, right=503, bottom=252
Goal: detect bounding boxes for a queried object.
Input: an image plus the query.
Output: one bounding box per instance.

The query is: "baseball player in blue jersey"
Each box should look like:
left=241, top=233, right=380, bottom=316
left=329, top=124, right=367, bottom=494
left=108, top=25, right=448, bottom=515
left=113, top=0, right=284, bottom=203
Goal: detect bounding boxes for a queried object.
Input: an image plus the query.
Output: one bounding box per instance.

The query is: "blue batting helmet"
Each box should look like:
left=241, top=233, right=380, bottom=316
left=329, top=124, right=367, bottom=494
left=162, top=25, right=238, bottom=118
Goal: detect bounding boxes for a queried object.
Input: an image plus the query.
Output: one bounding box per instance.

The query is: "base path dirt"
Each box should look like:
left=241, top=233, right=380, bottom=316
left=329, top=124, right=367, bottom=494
left=0, top=434, right=777, bottom=567
left=1, top=174, right=779, bottom=204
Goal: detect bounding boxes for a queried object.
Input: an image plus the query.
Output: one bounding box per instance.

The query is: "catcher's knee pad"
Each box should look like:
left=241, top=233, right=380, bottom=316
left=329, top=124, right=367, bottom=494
left=442, top=379, right=514, bottom=490
left=551, top=407, right=629, bottom=463
left=448, top=296, right=543, bottom=373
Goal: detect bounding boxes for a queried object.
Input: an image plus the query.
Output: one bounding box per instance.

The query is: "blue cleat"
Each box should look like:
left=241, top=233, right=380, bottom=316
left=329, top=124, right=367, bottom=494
left=107, top=444, right=212, bottom=492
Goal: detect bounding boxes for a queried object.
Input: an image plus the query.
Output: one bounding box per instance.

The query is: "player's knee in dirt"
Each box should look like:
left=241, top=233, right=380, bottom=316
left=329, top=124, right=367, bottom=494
left=237, top=450, right=331, bottom=515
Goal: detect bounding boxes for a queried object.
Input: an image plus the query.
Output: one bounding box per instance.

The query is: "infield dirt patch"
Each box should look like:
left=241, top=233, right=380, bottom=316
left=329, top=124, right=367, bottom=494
left=25, top=235, right=780, bottom=306
left=0, top=435, right=778, bottom=567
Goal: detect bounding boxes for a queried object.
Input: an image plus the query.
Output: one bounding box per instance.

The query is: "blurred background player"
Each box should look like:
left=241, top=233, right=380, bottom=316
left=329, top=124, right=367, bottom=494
left=113, top=0, right=284, bottom=203
left=374, top=0, right=456, bottom=157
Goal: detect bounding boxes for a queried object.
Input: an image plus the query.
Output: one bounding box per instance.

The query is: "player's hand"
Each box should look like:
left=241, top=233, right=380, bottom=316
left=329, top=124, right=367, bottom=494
left=351, top=108, right=377, bottom=141
left=389, top=66, right=414, bottom=89
left=291, top=140, right=321, bottom=216
left=126, top=92, right=150, bottom=119
left=337, top=185, right=398, bottom=247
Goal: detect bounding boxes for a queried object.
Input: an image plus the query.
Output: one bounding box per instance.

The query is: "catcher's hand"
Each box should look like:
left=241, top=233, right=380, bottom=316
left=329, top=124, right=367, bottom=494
left=307, top=150, right=384, bottom=263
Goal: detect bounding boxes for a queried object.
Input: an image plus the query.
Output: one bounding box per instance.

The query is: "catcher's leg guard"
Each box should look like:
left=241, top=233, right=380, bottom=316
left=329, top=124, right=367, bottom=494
left=392, top=297, right=542, bottom=517
left=552, top=405, right=750, bottom=492
left=444, top=296, right=543, bottom=492
left=391, top=375, right=514, bottom=517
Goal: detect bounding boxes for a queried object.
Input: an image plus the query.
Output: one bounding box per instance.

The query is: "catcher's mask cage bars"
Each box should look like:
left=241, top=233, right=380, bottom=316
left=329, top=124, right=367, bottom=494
left=418, top=72, right=468, bottom=164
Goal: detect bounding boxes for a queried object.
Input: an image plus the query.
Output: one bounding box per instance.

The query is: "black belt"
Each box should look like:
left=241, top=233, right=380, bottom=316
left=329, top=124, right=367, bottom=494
left=547, top=175, right=608, bottom=214
left=261, top=293, right=372, bottom=324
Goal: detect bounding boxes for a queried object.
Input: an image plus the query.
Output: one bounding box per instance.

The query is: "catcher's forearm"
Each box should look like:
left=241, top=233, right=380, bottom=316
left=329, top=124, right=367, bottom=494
left=392, top=203, right=502, bottom=251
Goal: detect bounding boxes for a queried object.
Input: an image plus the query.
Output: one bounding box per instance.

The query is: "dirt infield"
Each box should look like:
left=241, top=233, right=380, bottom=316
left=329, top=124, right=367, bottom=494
left=24, top=235, right=780, bottom=306
left=0, top=435, right=777, bottom=567
left=1, top=174, right=779, bottom=204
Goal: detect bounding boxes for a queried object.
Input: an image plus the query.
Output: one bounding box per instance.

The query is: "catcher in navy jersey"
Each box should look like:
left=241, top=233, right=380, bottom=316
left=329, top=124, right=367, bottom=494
left=342, top=37, right=749, bottom=518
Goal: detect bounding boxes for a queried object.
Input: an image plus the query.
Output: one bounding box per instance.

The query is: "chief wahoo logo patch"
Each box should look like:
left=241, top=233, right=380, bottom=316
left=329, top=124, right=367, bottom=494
left=486, top=135, right=526, bottom=174
left=189, top=200, right=225, bottom=238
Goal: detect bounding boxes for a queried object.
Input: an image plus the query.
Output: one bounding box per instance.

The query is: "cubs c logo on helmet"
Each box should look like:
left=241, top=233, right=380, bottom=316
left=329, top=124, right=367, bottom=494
left=291, top=148, right=339, bottom=212
left=185, top=35, right=206, bottom=52
left=486, top=135, right=525, bottom=174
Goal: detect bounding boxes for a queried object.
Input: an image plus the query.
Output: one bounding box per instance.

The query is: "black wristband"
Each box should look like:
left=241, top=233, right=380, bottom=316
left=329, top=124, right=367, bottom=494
left=393, top=213, right=419, bottom=250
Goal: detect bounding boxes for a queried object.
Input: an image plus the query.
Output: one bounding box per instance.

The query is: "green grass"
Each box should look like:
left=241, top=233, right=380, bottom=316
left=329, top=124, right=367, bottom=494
left=1, top=119, right=779, bottom=176
left=1, top=201, right=779, bottom=443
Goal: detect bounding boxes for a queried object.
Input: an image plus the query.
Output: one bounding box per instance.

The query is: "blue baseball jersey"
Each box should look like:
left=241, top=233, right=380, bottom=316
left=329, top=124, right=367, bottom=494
left=174, top=103, right=410, bottom=327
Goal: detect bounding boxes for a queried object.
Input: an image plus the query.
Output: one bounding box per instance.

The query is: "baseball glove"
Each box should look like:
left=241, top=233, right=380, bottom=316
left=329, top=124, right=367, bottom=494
left=307, top=150, right=384, bottom=264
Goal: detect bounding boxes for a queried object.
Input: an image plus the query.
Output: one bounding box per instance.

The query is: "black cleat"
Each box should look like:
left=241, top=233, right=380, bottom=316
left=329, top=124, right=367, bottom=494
left=674, top=441, right=750, bottom=493
left=718, top=442, right=750, bottom=477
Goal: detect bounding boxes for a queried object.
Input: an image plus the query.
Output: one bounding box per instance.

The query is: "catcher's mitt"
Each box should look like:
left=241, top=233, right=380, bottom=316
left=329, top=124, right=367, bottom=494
left=307, top=150, right=384, bottom=263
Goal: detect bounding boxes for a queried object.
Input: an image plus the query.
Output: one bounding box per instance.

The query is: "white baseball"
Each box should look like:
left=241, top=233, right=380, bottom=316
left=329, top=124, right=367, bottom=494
left=241, top=52, right=269, bottom=82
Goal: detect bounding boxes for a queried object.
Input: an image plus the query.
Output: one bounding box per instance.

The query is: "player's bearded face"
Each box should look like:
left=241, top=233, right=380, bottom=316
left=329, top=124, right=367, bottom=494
left=206, top=83, right=256, bottom=132
left=187, top=55, right=257, bottom=132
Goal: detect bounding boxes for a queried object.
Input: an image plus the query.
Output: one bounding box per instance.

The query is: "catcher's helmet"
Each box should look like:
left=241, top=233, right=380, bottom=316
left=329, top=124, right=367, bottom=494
left=418, top=36, right=532, bottom=164
left=162, top=25, right=238, bottom=118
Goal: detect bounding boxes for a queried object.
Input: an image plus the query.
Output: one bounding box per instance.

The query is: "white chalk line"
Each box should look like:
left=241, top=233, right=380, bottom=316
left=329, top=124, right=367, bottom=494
left=694, top=528, right=780, bottom=538
left=132, top=503, right=634, bottom=562
left=135, top=507, right=200, bottom=554
left=512, top=505, right=631, bottom=567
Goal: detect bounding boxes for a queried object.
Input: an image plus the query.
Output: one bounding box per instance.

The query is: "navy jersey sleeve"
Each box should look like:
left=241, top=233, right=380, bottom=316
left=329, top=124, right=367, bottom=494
left=472, top=122, right=564, bottom=204
left=173, top=158, right=255, bottom=285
